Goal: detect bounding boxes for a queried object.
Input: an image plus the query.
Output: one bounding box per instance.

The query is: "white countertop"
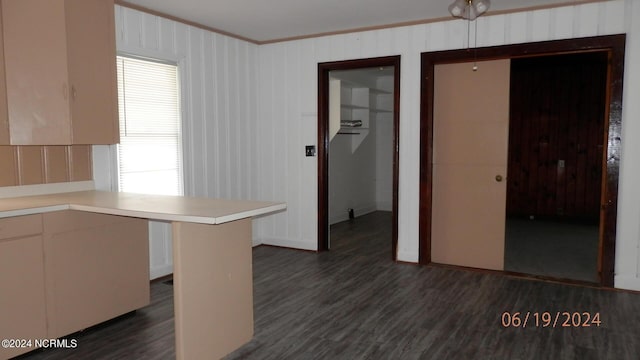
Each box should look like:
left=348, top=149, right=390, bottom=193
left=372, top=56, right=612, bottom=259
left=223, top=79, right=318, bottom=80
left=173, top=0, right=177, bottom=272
left=0, top=190, right=286, bottom=224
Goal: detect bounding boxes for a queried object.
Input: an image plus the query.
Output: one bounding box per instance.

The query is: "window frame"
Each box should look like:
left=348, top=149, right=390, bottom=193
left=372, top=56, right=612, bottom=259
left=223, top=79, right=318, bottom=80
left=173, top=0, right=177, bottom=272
left=113, top=53, right=185, bottom=196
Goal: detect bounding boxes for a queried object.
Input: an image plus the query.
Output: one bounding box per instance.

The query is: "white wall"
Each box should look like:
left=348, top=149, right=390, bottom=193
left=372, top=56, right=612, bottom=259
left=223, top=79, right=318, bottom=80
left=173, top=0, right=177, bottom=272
left=328, top=75, right=390, bottom=224
left=92, top=1, right=640, bottom=290
left=329, top=114, right=377, bottom=225
left=94, top=5, right=260, bottom=279
left=375, top=75, right=395, bottom=212
left=113, top=6, right=259, bottom=201
left=375, top=111, right=393, bottom=212
left=254, top=0, right=640, bottom=290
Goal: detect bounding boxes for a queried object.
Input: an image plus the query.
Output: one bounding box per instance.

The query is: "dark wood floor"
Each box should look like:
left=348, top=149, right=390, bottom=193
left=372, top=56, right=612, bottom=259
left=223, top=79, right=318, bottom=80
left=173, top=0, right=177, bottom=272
left=19, top=211, right=640, bottom=359
left=504, top=218, right=599, bottom=282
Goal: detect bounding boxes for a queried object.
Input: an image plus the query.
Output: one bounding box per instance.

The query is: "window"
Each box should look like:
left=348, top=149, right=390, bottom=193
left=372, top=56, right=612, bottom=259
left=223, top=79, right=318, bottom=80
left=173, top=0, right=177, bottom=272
left=116, top=56, right=183, bottom=196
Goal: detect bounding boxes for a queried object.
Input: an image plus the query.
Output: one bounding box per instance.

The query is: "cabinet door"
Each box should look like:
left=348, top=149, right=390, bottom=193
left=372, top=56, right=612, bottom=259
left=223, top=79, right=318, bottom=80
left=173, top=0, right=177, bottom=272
left=0, top=235, right=47, bottom=359
left=2, top=0, right=72, bottom=145
left=1, top=0, right=118, bottom=145
left=65, top=0, right=119, bottom=144
left=43, top=211, right=149, bottom=338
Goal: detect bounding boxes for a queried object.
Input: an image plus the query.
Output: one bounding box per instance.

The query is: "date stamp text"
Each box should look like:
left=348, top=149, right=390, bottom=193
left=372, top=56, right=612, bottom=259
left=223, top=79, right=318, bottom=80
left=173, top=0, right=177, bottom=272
left=501, top=311, right=601, bottom=328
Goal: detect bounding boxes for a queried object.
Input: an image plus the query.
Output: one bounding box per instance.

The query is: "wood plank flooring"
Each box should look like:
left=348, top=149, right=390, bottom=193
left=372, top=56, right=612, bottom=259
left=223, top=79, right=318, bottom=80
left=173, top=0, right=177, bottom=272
left=18, top=211, right=640, bottom=359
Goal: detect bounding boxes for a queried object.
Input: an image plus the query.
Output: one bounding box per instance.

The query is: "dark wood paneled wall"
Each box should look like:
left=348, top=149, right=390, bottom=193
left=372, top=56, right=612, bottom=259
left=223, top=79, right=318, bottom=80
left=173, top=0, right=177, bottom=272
left=507, top=52, right=607, bottom=221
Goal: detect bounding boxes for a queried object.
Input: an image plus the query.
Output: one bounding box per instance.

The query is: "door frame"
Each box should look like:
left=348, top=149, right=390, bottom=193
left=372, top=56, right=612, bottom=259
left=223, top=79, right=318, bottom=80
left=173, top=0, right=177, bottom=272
left=318, top=56, right=401, bottom=258
left=419, top=34, right=626, bottom=287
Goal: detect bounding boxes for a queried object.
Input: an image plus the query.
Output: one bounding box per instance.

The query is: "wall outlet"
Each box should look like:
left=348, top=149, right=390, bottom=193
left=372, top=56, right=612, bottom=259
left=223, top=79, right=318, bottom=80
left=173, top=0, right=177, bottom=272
left=305, top=145, right=316, bottom=157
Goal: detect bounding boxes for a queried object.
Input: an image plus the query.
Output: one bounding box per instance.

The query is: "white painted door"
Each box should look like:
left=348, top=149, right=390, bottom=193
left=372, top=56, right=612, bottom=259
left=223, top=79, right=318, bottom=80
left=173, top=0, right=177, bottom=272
left=431, top=59, right=511, bottom=271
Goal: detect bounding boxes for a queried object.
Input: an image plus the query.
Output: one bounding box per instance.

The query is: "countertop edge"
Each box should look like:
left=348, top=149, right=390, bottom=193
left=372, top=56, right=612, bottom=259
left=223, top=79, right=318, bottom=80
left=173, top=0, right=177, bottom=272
left=0, top=204, right=71, bottom=219
left=0, top=191, right=287, bottom=224
left=214, top=203, right=287, bottom=224
left=69, top=203, right=286, bottom=224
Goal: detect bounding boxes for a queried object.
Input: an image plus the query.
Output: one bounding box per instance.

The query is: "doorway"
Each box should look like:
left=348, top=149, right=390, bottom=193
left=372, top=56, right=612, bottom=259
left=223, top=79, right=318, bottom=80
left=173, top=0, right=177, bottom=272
left=504, top=52, right=608, bottom=283
left=318, top=56, right=400, bottom=258
left=419, top=35, right=626, bottom=287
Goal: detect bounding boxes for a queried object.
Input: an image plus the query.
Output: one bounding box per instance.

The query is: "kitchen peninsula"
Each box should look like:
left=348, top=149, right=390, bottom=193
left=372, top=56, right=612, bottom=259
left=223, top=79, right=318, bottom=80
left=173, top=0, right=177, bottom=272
left=0, top=188, right=286, bottom=359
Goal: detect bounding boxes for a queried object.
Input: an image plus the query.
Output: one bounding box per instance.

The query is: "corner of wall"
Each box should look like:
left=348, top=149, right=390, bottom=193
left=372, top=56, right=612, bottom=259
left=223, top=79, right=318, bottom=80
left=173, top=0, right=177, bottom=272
left=91, top=145, right=117, bottom=191
left=260, top=237, right=318, bottom=251
left=396, top=249, right=419, bottom=263
left=614, top=275, right=640, bottom=291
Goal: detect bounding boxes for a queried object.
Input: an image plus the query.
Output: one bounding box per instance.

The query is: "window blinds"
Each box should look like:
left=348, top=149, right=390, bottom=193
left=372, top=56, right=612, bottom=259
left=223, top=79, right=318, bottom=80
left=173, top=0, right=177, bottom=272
left=116, top=56, right=183, bottom=196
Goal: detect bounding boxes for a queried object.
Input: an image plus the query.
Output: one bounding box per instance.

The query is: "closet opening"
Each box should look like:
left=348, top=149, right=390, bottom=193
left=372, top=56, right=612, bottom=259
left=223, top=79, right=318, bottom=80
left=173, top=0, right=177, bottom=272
left=419, top=34, right=625, bottom=287
left=504, top=52, right=608, bottom=283
left=317, top=56, right=400, bottom=259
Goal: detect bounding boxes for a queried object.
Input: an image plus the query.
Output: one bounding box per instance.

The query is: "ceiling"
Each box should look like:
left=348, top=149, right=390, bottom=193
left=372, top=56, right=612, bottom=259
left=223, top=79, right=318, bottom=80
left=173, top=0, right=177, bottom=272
left=119, top=0, right=602, bottom=43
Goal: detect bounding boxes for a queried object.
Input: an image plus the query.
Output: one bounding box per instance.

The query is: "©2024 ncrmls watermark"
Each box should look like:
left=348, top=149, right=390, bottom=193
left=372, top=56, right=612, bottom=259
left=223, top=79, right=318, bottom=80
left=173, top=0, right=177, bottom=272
left=2, top=338, right=78, bottom=350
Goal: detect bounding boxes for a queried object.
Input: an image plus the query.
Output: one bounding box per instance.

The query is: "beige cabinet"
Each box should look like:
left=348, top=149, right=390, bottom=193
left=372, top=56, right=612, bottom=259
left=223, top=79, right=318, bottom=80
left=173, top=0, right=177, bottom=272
left=0, top=215, right=46, bottom=359
left=0, top=211, right=149, bottom=358
left=1, top=0, right=118, bottom=145
left=43, top=211, right=150, bottom=338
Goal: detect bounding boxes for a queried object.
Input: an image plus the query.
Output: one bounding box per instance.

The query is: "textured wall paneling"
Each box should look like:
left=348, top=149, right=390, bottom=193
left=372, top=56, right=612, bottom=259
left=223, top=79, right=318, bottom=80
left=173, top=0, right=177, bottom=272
left=112, top=5, right=259, bottom=277
left=102, top=2, right=640, bottom=288
left=253, top=0, right=640, bottom=281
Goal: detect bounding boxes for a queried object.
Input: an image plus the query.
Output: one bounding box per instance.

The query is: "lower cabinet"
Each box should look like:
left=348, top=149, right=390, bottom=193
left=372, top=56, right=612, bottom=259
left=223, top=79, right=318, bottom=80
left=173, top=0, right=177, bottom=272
left=0, top=216, right=47, bottom=359
left=0, top=211, right=149, bottom=359
left=43, top=211, right=150, bottom=339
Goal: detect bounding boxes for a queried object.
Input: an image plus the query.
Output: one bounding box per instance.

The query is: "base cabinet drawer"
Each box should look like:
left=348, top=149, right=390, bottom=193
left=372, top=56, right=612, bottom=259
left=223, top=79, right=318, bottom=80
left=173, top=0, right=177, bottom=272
left=0, top=214, right=42, bottom=239
left=0, top=234, right=47, bottom=359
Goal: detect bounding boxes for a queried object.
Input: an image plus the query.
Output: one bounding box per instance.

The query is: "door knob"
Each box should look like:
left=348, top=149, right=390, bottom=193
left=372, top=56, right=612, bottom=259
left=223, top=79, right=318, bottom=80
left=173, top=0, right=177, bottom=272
left=495, top=175, right=503, bottom=182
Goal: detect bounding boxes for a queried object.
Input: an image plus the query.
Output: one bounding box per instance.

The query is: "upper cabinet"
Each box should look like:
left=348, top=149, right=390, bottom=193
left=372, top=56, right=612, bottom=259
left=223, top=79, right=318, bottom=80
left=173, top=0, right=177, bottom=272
left=1, top=0, right=119, bottom=145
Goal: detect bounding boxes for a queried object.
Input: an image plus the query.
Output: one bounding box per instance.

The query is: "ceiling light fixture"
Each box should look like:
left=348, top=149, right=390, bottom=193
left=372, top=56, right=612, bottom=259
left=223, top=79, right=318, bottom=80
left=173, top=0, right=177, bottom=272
left=448, top=0, right=491, bottom=20
left=448, top=0, right=491, bottom=71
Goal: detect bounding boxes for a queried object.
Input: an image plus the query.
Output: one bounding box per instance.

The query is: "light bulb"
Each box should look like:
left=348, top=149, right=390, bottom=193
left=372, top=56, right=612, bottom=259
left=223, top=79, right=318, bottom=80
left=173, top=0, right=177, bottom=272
left=474, top=0, right=491, bottom=15
left=450, top=6, right=463, bottom=17
left=448, top=0, right=468, bottom=18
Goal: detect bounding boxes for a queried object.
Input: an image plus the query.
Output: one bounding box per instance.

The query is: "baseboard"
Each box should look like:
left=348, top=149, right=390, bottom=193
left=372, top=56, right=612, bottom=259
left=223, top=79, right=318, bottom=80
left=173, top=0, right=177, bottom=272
left=356, top=205, right=377, bottom=217
left=329, top=205, right=377, bottom=225
left=150, top=273, right=174, bottom=284
left=252, top=238, right=263, bottom=247
left=329, top=213, right=349, bottom=225
left=260, top=237, right=317, bottom=251
left=614, top=275, right=640, bottom=291
left=376, top=201, right=392, bottom=212
left=150, top=264, right=173, bottom=280
left=257, top=244, right=318, bottom=253
left=396, top=249, right=419, bottom=263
